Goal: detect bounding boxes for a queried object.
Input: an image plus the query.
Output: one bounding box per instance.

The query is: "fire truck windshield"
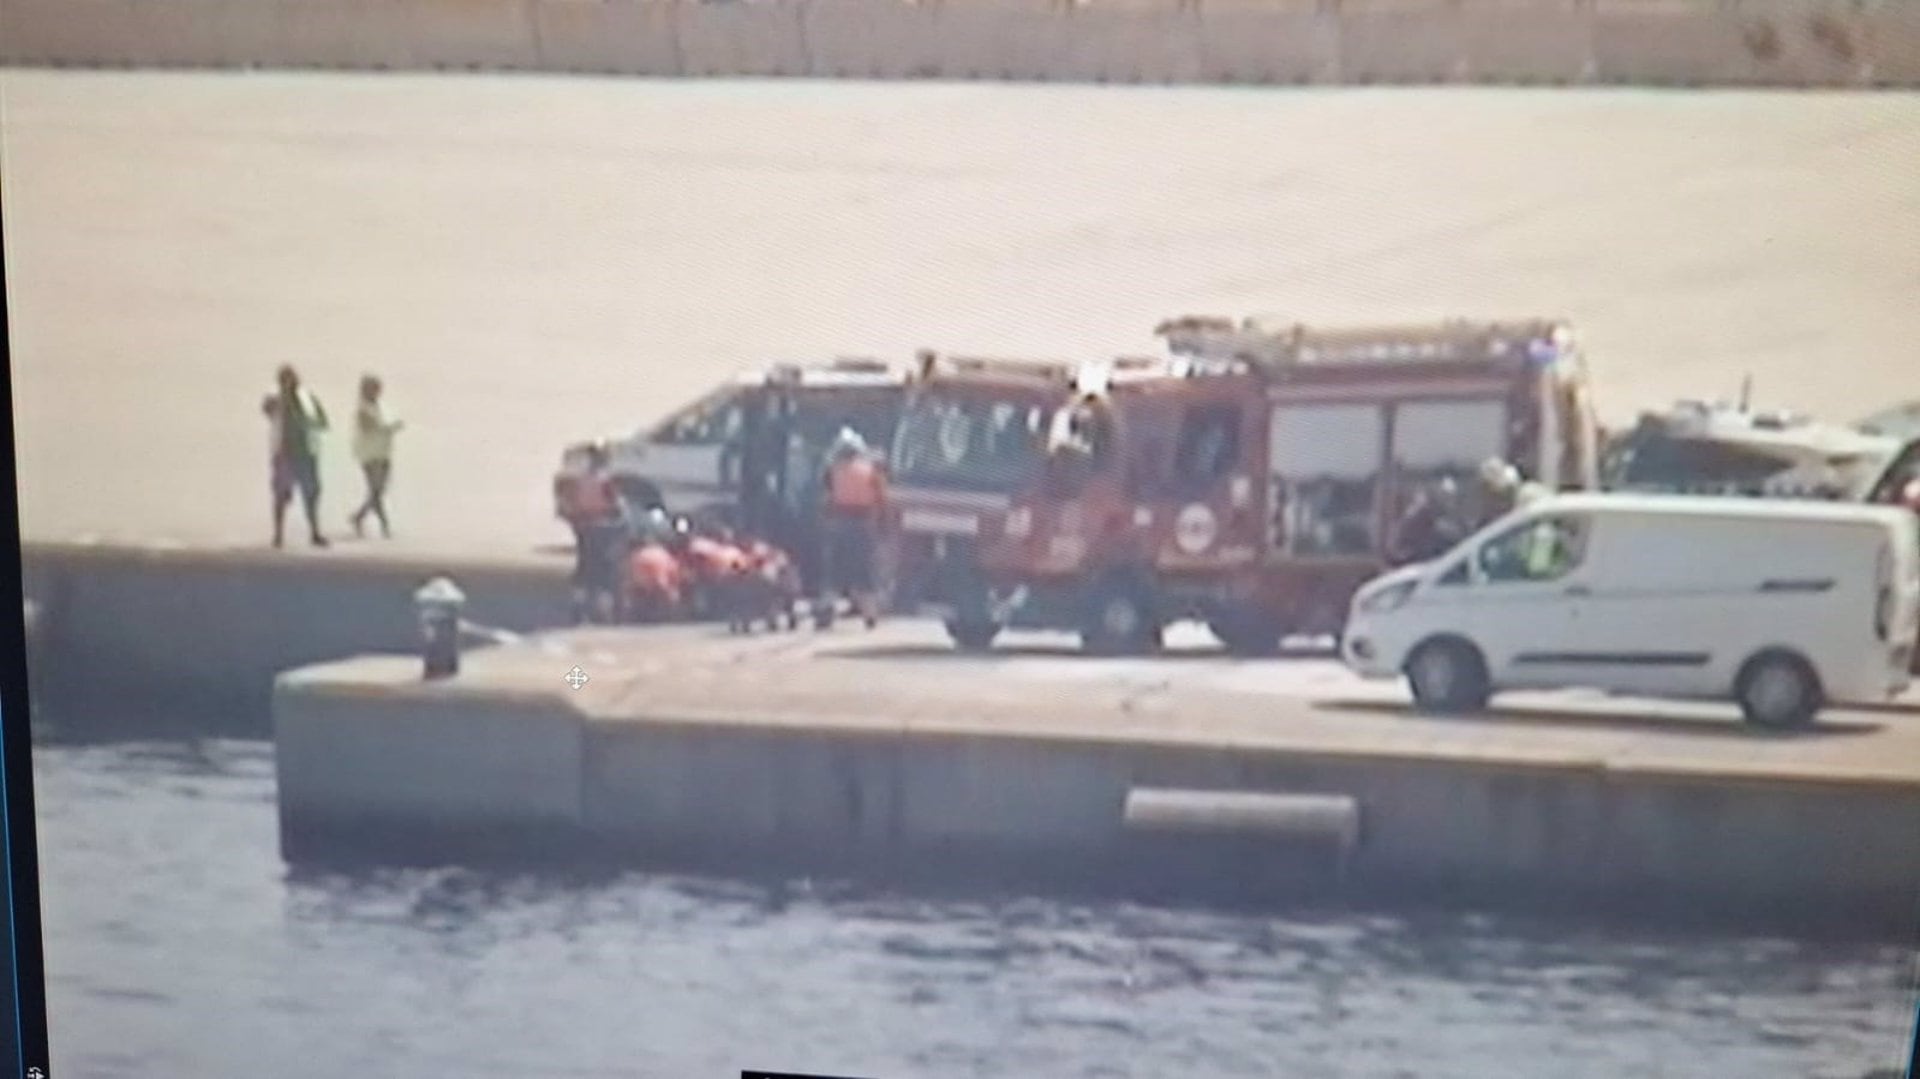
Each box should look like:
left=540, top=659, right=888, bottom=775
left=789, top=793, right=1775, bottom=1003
left=893, top=395, right=1049, bottom=493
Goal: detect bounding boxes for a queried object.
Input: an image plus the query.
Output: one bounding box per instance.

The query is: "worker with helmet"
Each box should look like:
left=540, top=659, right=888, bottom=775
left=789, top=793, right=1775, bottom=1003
left=1476, top=457, right=1547, bottom=527
left=1389, top=476, right=1468, bottom=566
left=817, top=426, right=889, bottom=629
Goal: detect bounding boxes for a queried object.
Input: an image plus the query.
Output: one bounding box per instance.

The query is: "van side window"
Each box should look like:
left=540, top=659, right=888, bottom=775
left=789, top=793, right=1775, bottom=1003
left=1477, top=515, right=1589, bottom=583
left=655, top=392, right=745, bottom=447
left=1437, top=559, right=1470, bottom=586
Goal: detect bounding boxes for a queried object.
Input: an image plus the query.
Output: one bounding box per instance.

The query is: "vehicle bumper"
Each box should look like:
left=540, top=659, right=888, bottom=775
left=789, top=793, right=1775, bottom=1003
left=1339, top=622, right=1402, bottom=680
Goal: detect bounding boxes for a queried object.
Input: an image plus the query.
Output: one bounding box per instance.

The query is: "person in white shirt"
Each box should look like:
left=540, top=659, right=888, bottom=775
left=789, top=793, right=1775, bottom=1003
left=349, top=374, right=404, bottom=538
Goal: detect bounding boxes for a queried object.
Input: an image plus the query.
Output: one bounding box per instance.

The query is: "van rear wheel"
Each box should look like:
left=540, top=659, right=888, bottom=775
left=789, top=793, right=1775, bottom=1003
left=1405, top=638, right=1490, bottom=714
left=1736, top=652, right=1821, bottom=730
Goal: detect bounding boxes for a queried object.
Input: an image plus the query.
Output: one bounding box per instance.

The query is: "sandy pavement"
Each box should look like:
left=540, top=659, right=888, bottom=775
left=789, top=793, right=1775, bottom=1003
left=5, top=72, right=1918, bottom=552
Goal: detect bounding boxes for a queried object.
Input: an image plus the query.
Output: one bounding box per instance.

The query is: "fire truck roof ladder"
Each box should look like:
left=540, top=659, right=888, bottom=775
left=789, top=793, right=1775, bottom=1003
left=916, top=350, right=1080, bottom=384
left=1155, top=315, right=1572, bottom=369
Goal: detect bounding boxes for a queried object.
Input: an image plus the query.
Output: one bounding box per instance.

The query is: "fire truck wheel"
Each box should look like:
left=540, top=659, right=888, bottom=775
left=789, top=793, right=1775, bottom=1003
left=1405, top=637, right=1491, bottom=714
left=946, top=618, right=1000, bottom=653
left=1209, top=611, right=1284, bottom=657
left=1081, top=580, right=1160, bottom=656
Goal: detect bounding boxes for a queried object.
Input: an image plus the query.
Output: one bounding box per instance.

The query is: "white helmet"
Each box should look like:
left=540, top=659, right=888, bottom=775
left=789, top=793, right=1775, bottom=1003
left=1479, top=457, right=1521, bottom=493
left=833, top=426, right=868, bottom=455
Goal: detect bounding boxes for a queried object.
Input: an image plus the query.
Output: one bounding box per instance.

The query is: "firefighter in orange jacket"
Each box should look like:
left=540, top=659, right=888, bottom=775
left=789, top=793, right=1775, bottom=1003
left=817, top=427, right=888, bottom=629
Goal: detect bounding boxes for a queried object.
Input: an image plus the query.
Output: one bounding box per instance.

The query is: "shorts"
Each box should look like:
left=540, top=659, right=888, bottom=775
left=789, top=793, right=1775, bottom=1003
left=573, top=524, right=624, bottom=591
left=272, top=453, right=320, bottom=501
left=824, top=517, right=876, bottom=593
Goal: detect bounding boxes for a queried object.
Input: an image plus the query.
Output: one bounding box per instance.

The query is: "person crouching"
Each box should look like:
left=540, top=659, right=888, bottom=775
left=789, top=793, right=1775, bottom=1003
left=730, top=536, right=803, bottom=634
left=624, top=508, right=686, bottom=623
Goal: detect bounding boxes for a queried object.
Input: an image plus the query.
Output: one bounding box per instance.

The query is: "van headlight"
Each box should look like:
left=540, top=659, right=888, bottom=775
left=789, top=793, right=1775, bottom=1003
left=1359, top=580, right=1417, bottom=614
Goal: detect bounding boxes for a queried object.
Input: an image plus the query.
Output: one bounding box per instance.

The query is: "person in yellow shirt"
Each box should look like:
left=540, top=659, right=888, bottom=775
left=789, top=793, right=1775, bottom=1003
left=349, top=374, right=404, bottom=539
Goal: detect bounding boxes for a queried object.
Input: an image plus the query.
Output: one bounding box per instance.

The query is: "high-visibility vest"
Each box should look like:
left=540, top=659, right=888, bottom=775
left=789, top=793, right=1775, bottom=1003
left=828, top=456, right=886, bottom=511
left=629, top=544, right=684, bottom=595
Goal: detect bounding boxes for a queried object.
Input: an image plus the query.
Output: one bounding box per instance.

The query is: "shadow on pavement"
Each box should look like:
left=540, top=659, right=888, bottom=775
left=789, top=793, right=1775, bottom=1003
left=829, top=643, right=1338, bottom=663
left=1316, top=699, right=1885, bottom=741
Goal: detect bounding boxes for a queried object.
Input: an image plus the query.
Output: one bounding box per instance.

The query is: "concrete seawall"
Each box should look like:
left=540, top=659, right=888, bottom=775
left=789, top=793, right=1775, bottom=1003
left=4, top=0, right=1916, bottom=88
left=24, top=538, right=1920, bottom=931
left=22, top=540, right=571, bottom=729
left=274, top=623, right=1920, bottom=936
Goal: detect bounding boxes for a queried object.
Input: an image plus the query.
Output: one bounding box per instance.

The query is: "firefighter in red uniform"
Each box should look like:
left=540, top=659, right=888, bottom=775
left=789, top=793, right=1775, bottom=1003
left=818, top=427, right=889, bottom=629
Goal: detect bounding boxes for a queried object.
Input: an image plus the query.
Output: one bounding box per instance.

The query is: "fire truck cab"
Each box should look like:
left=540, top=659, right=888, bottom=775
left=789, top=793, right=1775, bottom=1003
left=965, top=316, right=1604, bottom=655
left=886, top=351, right=1170, bottom=618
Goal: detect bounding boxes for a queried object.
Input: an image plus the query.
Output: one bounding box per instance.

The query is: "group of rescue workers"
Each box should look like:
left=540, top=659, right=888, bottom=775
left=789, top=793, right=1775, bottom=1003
left=566, top=427, right=891, bottom=632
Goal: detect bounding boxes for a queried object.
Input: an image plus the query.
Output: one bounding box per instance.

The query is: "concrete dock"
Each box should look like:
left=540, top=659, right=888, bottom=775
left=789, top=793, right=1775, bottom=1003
left=276, top=620, right=1920, bottom=936
left=21, top=538, right=573, bottom=728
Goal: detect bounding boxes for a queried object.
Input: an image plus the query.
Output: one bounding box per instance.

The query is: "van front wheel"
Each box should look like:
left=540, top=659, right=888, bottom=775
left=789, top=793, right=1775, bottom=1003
left=1405, top=638, right=1490, bottom=715
left=1736, top=652, right=1821, bottom=730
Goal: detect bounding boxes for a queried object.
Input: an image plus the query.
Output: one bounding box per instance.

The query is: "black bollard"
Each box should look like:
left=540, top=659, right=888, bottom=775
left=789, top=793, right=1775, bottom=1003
left=414, top=576, right=466, bottom=681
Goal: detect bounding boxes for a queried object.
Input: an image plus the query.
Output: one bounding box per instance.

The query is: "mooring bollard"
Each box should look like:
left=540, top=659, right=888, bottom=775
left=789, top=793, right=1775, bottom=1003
left=413, top=576, right=466, bottom=680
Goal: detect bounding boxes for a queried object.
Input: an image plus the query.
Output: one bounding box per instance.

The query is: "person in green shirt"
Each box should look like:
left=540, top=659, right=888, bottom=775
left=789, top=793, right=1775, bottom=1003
left=262, top=365, right=330, bottom=549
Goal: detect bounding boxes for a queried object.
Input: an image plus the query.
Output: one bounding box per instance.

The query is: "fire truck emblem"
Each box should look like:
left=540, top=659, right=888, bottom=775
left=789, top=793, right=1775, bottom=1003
left=1174, top=503, right=1219, bottom=555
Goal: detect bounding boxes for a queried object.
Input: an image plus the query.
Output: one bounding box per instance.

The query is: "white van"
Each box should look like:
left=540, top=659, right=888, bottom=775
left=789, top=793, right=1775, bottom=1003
left=1341, top=494, right=1919, bottom=729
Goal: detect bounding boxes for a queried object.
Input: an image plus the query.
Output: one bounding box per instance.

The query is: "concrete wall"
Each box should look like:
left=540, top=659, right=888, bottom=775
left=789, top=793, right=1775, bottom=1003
left=272, top=679, right=1920, bottom=932
left=21, top=541, right=570, bottom=731
left=590, top=722, right=1920, bottom=928
left=275, top=667, right=585, bottom=860
left=4, top=0, right=1915, bottom=87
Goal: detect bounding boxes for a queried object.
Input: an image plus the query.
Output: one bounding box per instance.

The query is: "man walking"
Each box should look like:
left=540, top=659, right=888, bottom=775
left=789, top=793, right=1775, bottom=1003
left=350, top=374, right=404, bottom=538
left=262, top=364, right=330, bottom=548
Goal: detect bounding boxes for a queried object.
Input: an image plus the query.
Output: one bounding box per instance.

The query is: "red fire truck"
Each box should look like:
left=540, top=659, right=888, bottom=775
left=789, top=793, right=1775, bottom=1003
left=953, top=316, right=1605, bottom=654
